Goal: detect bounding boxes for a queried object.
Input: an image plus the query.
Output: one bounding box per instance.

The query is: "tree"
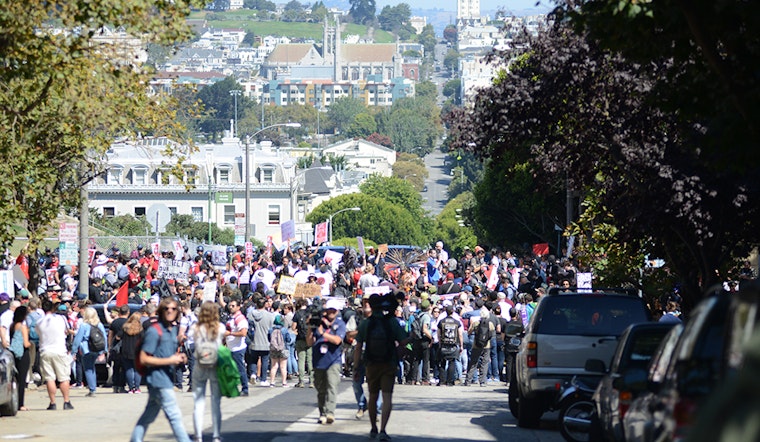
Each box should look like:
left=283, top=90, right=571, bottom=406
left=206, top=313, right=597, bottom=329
left=346, top=113, right=377, bottom=139
left=282, top=0, right=306, bottom=22
left=446, top=21, right=760, bottom=308
left=0, top=0, right=202, bottom=292
left=417, top=24, right=437, bottom=56
left=443, top=25, right=458, bottom=45
left=360, top=175, right=427, bottom=220
left=433, top=192, right=478, bottom=258
left=306, top=193, right=427, bottom=245
left=443, top=49, right=460, bottom=74
left=197, top=77, right=251, bottom=141
left=392, top=160, right=428, bottom=191
left=366, top=133, right=393, bottom=148
left=442, top=79, right=461, bottom=104
left=245, top=0, right=276, bottom=11
left=326, top=97, right=367, bottom=135
left=90, top=213, right=152, bottom=237
left=310, top=1, right=328, bottom=22
left=165, top=215, right=234, bottom=245
left=415, top=81, right=438, bottom=102
left=377, top=4, right=410, bottom=32
left=349, top=0, right=376, bottom=25
left=377, top=97, right=441, bottom=154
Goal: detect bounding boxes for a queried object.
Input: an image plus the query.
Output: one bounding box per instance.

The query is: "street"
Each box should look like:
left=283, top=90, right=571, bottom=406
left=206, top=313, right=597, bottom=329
left=423, top=150, right=451, bottom=216
left=0, top=380, right=563, bottom=442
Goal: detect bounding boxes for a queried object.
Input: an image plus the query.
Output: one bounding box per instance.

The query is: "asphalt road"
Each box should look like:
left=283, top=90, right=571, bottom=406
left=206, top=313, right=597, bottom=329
left=423, top=150, right=452, bottom=216
left=1, top=378, right=564, bottom=442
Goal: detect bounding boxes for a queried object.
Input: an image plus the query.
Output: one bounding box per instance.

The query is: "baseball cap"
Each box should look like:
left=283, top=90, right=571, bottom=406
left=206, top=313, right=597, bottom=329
left=324, top=298, right=344, bottom=311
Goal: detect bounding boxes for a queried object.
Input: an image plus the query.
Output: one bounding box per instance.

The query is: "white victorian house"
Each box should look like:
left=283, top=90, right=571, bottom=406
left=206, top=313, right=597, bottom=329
left=320, top=138, right=396, bottom=178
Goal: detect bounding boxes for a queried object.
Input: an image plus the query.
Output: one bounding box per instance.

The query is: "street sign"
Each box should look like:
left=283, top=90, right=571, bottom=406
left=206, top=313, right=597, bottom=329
left=146, top=204, right=172, bottom=234
left=215, top=192, right=233, bottom=203
left=58, top=223, right=78, bottom=243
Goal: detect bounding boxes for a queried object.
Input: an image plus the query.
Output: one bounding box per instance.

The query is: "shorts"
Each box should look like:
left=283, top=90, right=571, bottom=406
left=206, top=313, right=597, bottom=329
left=40, top=352, right=71, bottom=383
left=365, top=362, right=396, bottom=395
left=270, top=349, right=289, bottom=360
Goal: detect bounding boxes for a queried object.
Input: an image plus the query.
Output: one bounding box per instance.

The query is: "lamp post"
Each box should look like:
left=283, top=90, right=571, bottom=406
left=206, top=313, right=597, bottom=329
left=244, top=122, right=302, bottom=241
left=328, top=207, right=361, bottom=245
left=230, top=89, right=241, bottom=136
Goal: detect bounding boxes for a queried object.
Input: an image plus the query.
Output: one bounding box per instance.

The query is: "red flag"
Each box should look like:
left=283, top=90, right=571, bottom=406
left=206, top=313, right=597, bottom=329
left=115, top=281, right=129, bottom=307
left=532, top=243, right=549, bottom=256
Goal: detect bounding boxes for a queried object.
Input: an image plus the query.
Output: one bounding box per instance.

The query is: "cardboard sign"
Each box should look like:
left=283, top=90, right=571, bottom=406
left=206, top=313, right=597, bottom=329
left=314, top=222, right=328, bottom=245
left=156, top=258, right=190, bottom=282
left=378, top=244, right=389, bottom=255
left=357, top=237, right=365, bottom=256
left=277, top=275, right=297, bottom=295
left=294, top=282, right=322, bottom=298
left=173, top=240, right=184, bottom=257
left=203, top=281, right=217, bottom=302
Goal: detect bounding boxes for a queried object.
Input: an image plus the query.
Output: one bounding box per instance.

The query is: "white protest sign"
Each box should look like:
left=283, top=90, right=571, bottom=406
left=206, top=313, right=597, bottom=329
left=156, top=258, right=191, bottom=283
left=0, top=270, right=14, bottom=296
left=363, top=285, right=391, bottom=296
left=173, top=240, right=184, bottom=257
left=151, top=242, right=160, bottom=257
left=203, top=281, right=217, bottom=302
left=577, top=272, right=593, bottom=293
left=277, top=275, right=297, bottom=295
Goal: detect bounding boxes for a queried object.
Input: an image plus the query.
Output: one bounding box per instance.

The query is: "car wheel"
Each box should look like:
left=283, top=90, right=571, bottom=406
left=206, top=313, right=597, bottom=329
left=0, top=379, right=19, bottom=416
left=517, top=393, right=542, bottom=428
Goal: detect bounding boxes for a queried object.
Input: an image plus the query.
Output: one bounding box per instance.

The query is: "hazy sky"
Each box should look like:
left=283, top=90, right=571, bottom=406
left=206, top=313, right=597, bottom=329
left=375, top=0, right=553, bottom=13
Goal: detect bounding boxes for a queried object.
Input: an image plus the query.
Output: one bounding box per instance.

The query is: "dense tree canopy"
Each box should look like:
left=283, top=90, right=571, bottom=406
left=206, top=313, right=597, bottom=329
left=446, top=16, right=760, bottom=308
left=349, top=0, right=376, bottom=25
left=197, top=76, right=252, bottom=141
left=377, top=4, right=411, bottom=33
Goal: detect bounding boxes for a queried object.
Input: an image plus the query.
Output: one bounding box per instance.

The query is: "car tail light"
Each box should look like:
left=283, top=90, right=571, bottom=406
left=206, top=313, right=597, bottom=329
left=673, top=397, right=698, bottom=439
left=618, top=390, right=632, bottom=418
left=526, top=341, right=537, bottom=368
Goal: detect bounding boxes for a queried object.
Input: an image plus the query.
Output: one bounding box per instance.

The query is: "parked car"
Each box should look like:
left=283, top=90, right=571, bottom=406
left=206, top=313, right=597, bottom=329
left=624, top=281, right=760, bottom=442
left=0, top=348, right=18, bottom=416
left=587, top=322, right=678, bottom=441
left=512, top=288, right=652, bottom=428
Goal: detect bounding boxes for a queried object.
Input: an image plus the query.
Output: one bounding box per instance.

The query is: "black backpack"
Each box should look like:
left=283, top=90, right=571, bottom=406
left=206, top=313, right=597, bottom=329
left=408, top=312, right=424, bottom=342
left=89, top=324, right=106, bottom=353
left=363, top=316, right=396, bottom=364
left=474, top=318, right=490, bottom=348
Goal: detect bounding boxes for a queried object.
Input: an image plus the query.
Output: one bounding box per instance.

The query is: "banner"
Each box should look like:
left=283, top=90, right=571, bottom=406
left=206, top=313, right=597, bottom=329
left=577, top=272, right=593, bottom=293
left=364, top=285, right=391, bottom=296
left=277, top=275, right=297, bottom=295
left=485, top=264, right=499, bottom=291
left=156, top=258, right=191, bottom=282
left=314, top=222, right=328, bottom=245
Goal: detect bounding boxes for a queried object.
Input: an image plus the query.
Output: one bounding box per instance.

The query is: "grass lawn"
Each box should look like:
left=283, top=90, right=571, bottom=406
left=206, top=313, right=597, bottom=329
left=188, top=11, right=395, bottom=43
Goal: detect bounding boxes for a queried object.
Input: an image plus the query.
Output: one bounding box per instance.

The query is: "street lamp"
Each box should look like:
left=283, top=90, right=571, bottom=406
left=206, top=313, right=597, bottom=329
left=230, top=90, right=242, bottom=136
left=328, top=207, right=361, bottom=244
left=244, top=122, right=301, bottom=241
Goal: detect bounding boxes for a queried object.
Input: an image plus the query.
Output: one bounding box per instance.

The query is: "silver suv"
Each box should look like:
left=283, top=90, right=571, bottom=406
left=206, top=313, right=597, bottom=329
left=511, top=288, right=651, bottom=428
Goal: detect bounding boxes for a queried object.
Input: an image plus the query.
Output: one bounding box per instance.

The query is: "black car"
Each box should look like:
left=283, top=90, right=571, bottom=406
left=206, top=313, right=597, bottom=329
left=587, top=322, right=677, bottom=442
left=0, top=348, right=18, bottom=416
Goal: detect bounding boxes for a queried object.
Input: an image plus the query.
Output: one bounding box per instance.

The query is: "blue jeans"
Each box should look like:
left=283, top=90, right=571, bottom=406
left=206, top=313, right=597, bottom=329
left=231, top=349, right=248, bottom=394
left=130, top=387, right=191, bottom=442
left=287, top=341, right=297, bottom=375
left=488, top=336, right=499, bottom=379
left=83, top=352, right=98, bottom=393
left=124, top=358, right=142, bottom=391
left=193, top=365, right=221, bottom=439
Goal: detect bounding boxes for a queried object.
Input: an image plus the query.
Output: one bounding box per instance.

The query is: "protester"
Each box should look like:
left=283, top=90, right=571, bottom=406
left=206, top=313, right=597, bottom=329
left=10, top=305, right=32, bottom=411
left=306, top=298, right=346, bottom=424
left=192, top=301, right=226, bottom=442
left=36, top=299, right=74, bottom=410
left=71, top=306, right=108, bottom=396
left=130, top=297, right=190, bottom=442
left=120, top=313, right=144, bottom=393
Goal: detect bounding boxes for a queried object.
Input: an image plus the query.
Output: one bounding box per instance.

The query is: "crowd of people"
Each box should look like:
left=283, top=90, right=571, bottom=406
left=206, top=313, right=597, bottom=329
left=0, top=239, right=601, bottom=441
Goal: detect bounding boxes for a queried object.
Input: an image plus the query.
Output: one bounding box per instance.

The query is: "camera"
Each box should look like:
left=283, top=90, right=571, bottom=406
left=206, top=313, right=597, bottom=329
left=306, top=301, right=324, bottom=327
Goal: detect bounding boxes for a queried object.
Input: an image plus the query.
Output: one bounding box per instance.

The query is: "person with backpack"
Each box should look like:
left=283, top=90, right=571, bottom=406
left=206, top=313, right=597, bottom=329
left=70, top=306, right=107, bottom=397
left=267, top=314, right=292, bottom=387
left=306, top=298, right=347, bottom=425
left=130, top=297, right=191, bottom=442
left=120, top=312, right=144, bottom=394
left=408, top=298, right=433, bottom=385
left=191, top=301, right=226, bottom=442
left=438, top=304, right=464, bottom=386
left=353, top=292, right=408, bottom=442
left=292, top=298, right=312, bottom=388
left=464, top=305, right=495, bottom=387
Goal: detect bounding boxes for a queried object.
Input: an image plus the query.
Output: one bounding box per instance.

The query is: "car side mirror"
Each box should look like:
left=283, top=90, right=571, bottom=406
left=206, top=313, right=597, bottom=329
left=585, top=358, right=606, bottom=373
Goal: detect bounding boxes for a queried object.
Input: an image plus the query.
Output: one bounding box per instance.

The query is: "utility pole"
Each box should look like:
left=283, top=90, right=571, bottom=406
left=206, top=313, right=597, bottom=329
left=230, top=89, right=242, bottom=137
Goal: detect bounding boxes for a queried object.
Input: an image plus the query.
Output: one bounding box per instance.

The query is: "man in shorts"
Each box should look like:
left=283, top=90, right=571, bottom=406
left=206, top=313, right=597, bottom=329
left=36, top=299, right=74, bottom=410
left=354, top=292, right=409, bottom=441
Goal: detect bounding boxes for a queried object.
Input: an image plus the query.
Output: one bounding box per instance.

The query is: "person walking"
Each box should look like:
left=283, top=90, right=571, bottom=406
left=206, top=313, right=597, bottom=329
left=464, top=306, right=495, bottom=387
left=130, top=298, right=191, bottom=442
left=353, top=292, right=408, bottom=441
left=36, top=299, right=74, bottom=410
left=192, top=301, right=226, bottom=442
left=268, top=314, right=292, bottom=387
left=71, top=307, right=108, bottom=397
left=293, top=298, right=312, bottom=388
left=120, top=313, right=144, bottom=393
left=10, top=305, right=31, bottom=411
left=438, top=305, right=464, bottom=386
left=306, top=298, right=346, bottom=425
left=224, top=298, right=249, bottom=396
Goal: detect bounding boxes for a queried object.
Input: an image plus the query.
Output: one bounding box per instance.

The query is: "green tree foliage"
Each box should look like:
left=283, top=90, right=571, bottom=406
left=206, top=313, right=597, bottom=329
left=415, top=81, right=438, bottom=102
left=443, top=25, right=458, bottom=44
left=165, top=215, right=235, bottom=245
left=306, top=193, right=426, bottom=245
left=282, top=0, right=306, bottom=22
left=197, top=77, right=251, bottom=141
left=310, top=1, right=329, bottom=22
left=346, top=113, right=378, bottom=139
left=349, top=0, right=377, bottom=25
left=326, top=97, right=367, bottom=135
left=90, top=213, right=153, bottom=237
left=377, top=4, right=411, bottom=33
left=433, top=192, right=478, bottom=258
left=417, top=24, right=437, bottom=56
left=446, top=18, right=760, bottom=307
left=0, top=0, right=202, bottom=266
left=322, top=153, right=348, bottom=171
left=377, top=97, right=441, bottom=154
left=392, top=160, right=428, bottom=191
left=245, top=0, right=276, bottom=11
left=442, top=79, right=461, bottom=103
left=360, top=175, right=426, bottom=220
left=443, top=49, right=460, bottom=73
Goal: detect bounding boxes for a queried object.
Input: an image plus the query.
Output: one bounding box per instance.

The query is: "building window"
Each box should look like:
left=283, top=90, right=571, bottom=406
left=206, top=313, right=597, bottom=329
left=133, top=168, right=147, bottom=185
left=262, top=169, right=273, bottom=183
left=135, top=207, right=146, bottom=217
left=224, top=205, right=235, bottom=224
left=107, top=169, right=122, bottom=184
left=169, top=207, right=177, bottom=216
left=219, top=169, right=230, bottom=184
left=103, top=207, right=115, bottom=218
left=267, top=205, right=280, bottom=225
left=186, top=169, right=196, bottom=185
left=191, top=207, right=203, bottom=222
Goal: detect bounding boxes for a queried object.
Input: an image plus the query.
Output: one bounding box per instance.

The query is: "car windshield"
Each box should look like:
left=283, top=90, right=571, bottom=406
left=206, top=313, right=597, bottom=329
left=534, top=295, right=649, bottom=336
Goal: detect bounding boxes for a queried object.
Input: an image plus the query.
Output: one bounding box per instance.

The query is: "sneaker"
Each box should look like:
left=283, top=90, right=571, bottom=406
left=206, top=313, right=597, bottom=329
left=259, top=380, right=270, bottom=387
left=85, top=391, right=96, bottom=397
left=134, top=388, right=142, bottom=394
left=369, top=429, right=378, bottom=439
left=326, top=414, right=335, bottom=424
left=294, top=382, right=305, bottom=388
left=378, top=431, right=391, bottom=441
left=282, top=383, right=289, bottom=388
left=269, top=383, right=275, bottom=388
left=355, top=408, right=365, bottom=420
left=63, top=402, right=74, bottom=410
left=46, top=403, right=57, bottom=410
left=249, top=375, right=257, bottom=385
left=240, top=391, right=249, bottom=397
left=318, top=416, right=327, bottom=425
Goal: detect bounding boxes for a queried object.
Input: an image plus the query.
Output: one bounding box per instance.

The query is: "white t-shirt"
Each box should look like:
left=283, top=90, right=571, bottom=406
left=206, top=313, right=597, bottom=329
left=0, top=308, right=13, bottom=345
left=225, top=311, right=248, bottom=352
left=36, top=313, right=69, bottom=355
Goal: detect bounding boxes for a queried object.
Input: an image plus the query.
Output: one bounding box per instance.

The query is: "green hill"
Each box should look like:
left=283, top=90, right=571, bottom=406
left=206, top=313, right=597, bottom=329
left=189, top=11, right=396, bottom=43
